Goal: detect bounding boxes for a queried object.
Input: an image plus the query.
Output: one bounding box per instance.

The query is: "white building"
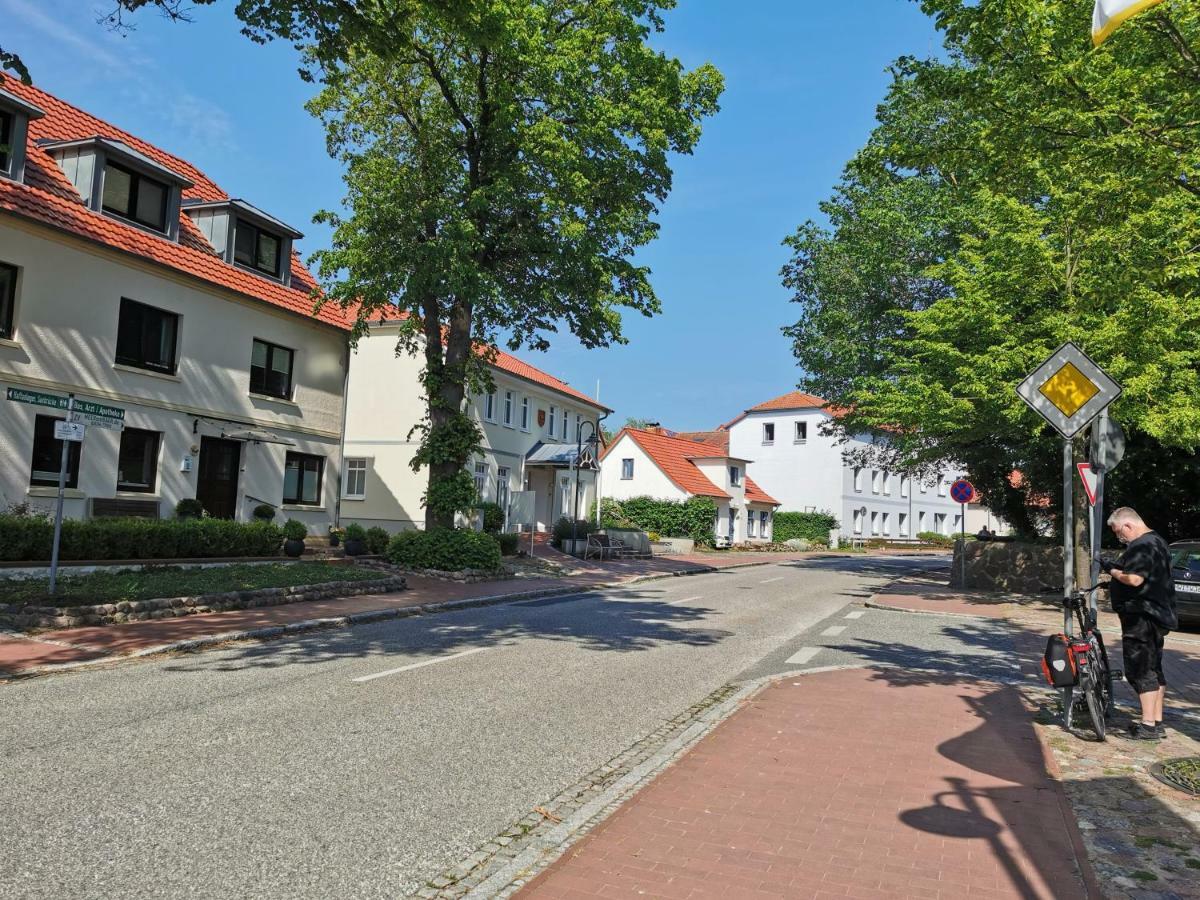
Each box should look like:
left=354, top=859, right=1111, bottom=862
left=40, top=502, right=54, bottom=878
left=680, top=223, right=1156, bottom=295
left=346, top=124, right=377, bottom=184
left=0, top=81, right=350, bottom=532
left=717, top=391, right=972, bottom=541
left=599, top=427, right=780, bottom=545
left=342, top=316, right=610, bottom=533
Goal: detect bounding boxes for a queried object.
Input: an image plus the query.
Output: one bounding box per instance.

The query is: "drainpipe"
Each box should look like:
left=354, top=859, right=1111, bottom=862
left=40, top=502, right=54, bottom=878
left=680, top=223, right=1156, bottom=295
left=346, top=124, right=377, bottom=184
left=334, top=341, right=351, bottom=530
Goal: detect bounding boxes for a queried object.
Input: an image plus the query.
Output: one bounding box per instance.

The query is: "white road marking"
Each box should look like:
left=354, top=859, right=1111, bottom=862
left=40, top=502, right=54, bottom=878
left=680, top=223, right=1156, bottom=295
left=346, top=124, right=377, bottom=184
left=786, top=647, right=822, bottom=665
left=844, top=611, right=866, bottom=619
left=667, top=596, right=703, bottom=606
left=759, top=577, right=785, bottom=584
left=821, top=625, right=846, bottom=636
left=353, top=647, right=487, bottom=683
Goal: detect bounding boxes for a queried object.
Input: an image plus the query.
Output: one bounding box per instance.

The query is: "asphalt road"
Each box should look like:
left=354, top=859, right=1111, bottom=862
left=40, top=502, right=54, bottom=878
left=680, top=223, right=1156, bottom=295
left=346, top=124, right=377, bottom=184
left=0, top=554, right=949, bottom=899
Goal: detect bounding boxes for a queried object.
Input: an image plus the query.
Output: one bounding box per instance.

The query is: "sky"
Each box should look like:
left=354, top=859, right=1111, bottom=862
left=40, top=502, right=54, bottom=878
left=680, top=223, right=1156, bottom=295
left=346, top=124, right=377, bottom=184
left=1, top=0, right=941, bottom=432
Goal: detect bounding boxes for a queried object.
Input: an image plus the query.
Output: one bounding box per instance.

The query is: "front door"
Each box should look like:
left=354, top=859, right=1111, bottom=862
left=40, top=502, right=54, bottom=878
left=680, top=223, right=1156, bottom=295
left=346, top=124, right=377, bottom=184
left=197, top=437, right=241, bottom=519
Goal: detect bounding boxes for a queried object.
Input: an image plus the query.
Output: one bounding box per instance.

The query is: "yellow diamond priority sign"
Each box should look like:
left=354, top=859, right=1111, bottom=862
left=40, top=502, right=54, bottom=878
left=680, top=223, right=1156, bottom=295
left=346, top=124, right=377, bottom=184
left=1017, top=342, right=1121, bottom=439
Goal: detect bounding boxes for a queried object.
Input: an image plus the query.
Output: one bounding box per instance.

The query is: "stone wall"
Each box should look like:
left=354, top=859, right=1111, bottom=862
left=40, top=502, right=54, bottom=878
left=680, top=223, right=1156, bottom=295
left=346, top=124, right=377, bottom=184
left=951, top=540, right=1062, bottom=593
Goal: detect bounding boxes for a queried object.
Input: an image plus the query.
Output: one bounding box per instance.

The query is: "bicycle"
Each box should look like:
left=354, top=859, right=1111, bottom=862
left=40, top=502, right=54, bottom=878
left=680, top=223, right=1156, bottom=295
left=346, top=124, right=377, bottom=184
left=1060, top=584, right=1119, bottom=740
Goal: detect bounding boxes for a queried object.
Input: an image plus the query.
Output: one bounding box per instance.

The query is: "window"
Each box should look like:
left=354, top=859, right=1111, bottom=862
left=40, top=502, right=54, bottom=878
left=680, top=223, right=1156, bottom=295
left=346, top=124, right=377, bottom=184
left=919, top=510, right=927, bottom=532
left=871, top=470, right=880, bottom=494
left=497, top=466, right=510, bottom=513
left=953, top=514, right=963, bottom=535
left=561, top=408, right=569, bottom=440
left=853, top=468, right=863, bottom=492
left=575, top=414, right=581, bottom=442
left=621, top=458, right=634, bottom=480
left=474, top=461, right=488, bottom=499
left=503, top=391, right=514, bottom=426
left=343, top=458, right=367, bottom=500
left=882, top=512, right=890, bottom=535
left=795, top=421, right=807, bottom=443
left=901, top=476, right=909, bottom=499
left=250, top=339, right=294, bottom=399
left=520, top=396, right=530, bottom=431
left=760, top=510, right=769, bottom=538
left=853, top=509, right=863, bottom=534
left=484, top=393, right=496, bottom=422
left=0, top=261, right=15, bottom=339
left=870, top=511, right=879, bottom=535
left=934, top=512, right=947, bottom=534
left=899, top=512, right=909, bottom=537
left=882, top=471, right=891, bottom=495
left=234, top=220, right=283, bottom=277
left=0, top=110, right=11, bottom=174
left=116, top=428, right=160, bottom=493
left=283, top=452, right=324, bottom=505
left=30, top=415, right=82, bottom=488
left=747, top=514, right=756, bottom=538
left=548, top=405, right=557, bottom=435
left=115, top=298, right=179, bottom=374
left=762, top=422, right=775, bottom=444
left=729, top=466, right=741, bottom=486
left=937, top=475, right=946, bottom=497
left=101, top=161, right=168, bottom=232
left=920, top=478, right=928, bottom=494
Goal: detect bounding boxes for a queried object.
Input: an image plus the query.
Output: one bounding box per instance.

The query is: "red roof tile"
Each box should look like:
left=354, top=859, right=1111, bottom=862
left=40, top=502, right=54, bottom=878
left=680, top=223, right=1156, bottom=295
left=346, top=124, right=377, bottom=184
left=747, top=390, right=830, bottom=413
left=675, top=430, right=730, bottom=454
left=744, top=476, right=780, bottom=506
left=0, top=77, right=350, bottom=330
left=603, top=428, right=729, bottom=499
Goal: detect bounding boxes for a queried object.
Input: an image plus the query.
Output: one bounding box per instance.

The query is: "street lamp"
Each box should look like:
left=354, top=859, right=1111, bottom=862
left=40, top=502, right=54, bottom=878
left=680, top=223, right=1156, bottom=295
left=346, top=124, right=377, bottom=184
left=572, top=420, right=600, bottom=554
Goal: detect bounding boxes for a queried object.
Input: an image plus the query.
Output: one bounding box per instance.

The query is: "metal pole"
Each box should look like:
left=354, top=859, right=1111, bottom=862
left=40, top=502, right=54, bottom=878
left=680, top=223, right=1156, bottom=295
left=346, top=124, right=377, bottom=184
left=960, top=498, right=967, bottom=588
left=1089, top=411, right=1107, bottom=617
left=1063, top=438, right=1075, bottom=636
left=48, top=394, right=75, bottom=595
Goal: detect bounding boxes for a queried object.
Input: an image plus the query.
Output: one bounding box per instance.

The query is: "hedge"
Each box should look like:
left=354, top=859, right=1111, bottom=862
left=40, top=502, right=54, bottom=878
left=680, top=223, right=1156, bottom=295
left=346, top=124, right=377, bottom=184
left=596, top=496, right=719, bottom=547
left=917, top=531, right=971, bottom=548
left=773, top=511, right=839, bottom=543
left=386, top=527, right=502, bottom=571
left=0, top=515, right=284, bottom=562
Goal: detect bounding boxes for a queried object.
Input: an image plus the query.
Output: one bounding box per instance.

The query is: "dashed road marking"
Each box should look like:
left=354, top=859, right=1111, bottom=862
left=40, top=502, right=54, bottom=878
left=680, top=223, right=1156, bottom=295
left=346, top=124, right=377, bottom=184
left=844, top=610, right=866, bottom=620
left=759, top=577, right=785, bottom=584
left=353, top=647, right=487, bottom=683
left=667, top=596, right=703, bottom=606
left=785, top=647, right=822, bottom=666
left=821, top=625, right=846, bottom=637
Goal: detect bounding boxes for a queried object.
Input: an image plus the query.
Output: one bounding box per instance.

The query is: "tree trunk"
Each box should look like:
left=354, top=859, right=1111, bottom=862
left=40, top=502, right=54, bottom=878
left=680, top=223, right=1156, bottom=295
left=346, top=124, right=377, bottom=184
left=1070, top=437, right=1092, bottom=590
left=421, top=298, right=473, bottom=531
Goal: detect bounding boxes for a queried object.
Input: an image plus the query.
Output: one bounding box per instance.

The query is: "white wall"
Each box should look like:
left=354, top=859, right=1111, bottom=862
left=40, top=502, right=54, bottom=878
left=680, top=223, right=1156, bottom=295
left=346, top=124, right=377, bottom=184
left=599, top=433, right=688, bottom=503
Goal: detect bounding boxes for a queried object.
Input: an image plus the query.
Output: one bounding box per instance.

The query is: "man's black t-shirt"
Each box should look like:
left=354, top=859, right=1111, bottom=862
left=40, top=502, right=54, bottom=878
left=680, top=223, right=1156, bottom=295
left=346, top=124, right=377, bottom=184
left=1111, top=531, right=1178, bottom=630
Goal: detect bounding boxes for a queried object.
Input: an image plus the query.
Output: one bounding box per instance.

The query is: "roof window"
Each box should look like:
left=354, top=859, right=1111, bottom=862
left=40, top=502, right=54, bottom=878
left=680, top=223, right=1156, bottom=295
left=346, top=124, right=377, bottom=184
left=183, top=199, right=302, bottom=285
left=0, top=88, right=45, bottom=183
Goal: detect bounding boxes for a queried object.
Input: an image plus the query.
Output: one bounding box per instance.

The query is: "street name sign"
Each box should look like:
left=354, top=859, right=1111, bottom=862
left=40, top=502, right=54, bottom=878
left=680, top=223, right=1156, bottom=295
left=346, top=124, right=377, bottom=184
left=1015, top=342, right=1121, bottom=439
left=7, top=387, right=125, bottom=431
left=53, top=421, right=86, bottom=443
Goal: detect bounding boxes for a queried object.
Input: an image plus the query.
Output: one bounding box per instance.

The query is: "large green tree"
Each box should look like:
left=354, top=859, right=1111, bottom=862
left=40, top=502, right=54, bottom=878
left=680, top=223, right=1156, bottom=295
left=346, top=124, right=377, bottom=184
left=784, top=0, right=1200, bottom=555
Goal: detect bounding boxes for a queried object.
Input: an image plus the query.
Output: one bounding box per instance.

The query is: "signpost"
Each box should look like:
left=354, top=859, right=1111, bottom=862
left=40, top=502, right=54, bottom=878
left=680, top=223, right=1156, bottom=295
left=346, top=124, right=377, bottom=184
left=1016, top=342, right=1122, bottom=634
left=950, top=478, right=975, bottom=588
left=7, top=388, right=125, bottom=593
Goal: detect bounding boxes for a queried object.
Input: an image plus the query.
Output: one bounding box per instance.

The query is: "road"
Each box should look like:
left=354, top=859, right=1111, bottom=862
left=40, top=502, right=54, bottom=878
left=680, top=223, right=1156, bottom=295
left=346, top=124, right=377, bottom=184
left=0, top=554, right=948, bottom=899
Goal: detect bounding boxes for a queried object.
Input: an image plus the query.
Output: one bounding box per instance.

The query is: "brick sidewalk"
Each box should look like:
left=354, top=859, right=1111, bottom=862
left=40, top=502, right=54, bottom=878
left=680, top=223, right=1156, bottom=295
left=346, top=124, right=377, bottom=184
left=519, top=667, right=1095, bottom=899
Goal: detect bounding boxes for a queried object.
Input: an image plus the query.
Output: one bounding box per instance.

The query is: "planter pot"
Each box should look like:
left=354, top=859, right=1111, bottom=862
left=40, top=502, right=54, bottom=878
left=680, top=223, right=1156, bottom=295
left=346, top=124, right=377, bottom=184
left=344, top=538, right=366, bottom=557
left=283, top=539, right=306, bottom=558
left=329, top=534, right=341, bottom=548
left=559, top=538, right=588, bottom=557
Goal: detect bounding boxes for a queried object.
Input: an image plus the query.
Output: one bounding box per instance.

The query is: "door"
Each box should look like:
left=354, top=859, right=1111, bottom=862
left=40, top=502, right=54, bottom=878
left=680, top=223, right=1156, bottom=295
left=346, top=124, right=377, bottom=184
left=197, top=437, right=241, bottom=519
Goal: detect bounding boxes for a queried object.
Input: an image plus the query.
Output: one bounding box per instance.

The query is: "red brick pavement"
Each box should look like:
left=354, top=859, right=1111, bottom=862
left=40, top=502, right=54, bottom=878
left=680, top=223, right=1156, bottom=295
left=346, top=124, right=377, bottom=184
left=520, top=668, right=1096, bottom=900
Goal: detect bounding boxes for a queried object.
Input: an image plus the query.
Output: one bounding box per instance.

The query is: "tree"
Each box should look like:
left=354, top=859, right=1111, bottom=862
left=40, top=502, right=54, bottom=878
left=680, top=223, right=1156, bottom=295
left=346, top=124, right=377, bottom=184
left=304, top=2, right=722, bottom=527
left=783, top=0, right=1200, bottom=560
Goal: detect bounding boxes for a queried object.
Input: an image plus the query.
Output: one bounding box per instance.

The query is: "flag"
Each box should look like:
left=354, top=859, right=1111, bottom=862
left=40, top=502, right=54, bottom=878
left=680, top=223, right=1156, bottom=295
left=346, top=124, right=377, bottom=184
left=1093, top=0, right=1167, bottom=46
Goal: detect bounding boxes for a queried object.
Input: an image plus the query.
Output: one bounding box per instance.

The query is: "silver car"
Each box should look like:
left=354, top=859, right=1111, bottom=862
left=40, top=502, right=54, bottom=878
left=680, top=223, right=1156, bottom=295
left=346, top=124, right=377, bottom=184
left=1170, top=541, right=1200, bottom=626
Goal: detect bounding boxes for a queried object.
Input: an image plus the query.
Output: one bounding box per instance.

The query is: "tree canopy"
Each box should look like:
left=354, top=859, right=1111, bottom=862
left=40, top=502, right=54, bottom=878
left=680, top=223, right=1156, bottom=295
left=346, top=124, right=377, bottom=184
left=783, top=0, right=1200, bottom=538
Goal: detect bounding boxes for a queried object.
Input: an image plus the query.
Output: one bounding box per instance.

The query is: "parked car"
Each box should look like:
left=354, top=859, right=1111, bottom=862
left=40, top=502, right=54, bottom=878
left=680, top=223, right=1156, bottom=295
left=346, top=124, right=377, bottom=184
left=1170, top=541, right=1200, bottom=626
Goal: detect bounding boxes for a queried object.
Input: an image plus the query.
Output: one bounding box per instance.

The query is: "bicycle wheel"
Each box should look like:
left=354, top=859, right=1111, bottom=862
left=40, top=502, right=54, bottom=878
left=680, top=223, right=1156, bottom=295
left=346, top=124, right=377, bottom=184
left=1061, top=685, right=1075, bottom=730
left=1084, top=676, right=1107, bottom=741
left=1095, top=634, right=1115, bottom=720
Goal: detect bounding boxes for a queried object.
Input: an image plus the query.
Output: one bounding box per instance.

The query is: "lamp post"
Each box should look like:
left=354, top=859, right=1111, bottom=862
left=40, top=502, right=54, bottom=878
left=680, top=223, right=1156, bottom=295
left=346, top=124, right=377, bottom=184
left=572, top=420, right=599, bottom=554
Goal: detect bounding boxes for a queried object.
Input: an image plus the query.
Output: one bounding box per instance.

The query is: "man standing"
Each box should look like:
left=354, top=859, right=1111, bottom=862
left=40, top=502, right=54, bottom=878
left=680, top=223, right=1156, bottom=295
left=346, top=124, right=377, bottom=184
left=1106, top=507, right=1178, bottom=740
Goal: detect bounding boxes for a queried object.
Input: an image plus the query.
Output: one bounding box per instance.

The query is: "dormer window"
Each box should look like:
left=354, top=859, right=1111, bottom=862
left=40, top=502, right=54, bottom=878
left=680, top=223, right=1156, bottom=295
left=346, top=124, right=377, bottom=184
left=234, top=220, right=282, bottom=277
left=0, top=110, right=12, bottom=173
left=102, top=161, right=169, bottom=232
left=0, top=88, right=45, bottom=183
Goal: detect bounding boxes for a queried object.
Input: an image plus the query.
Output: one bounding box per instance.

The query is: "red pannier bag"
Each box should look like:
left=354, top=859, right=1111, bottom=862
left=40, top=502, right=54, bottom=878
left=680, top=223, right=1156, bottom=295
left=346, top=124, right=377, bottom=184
left=1041, top=633, right=1079, bottom=687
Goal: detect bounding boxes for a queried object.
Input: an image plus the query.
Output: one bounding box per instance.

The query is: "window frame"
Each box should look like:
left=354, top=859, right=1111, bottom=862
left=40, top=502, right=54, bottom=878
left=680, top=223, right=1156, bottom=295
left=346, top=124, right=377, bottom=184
left=882, top=471, right=891, bottom=495
left=871, top=470, right=880, bottom=494
left=548, top=405, right=557, bottom=435
left=747, top=513, right=756, bottom=538
left=901, top=475, right=909, bottom=499
left=762, top=422, right=775, bottom=444
left=621, top=458, right=634, bottom=480
left=899, top=512, right=909, bottom=537
left=882, top=511, right=890, bottom=535
left=760, top=510, right=769, bottom=537
left=853, top=467, right=863, bottom=493
left=795, top=421, right=808, bottom=443
left=474, top=460, right=488, bottom=499
left=116, top=427, right=161, bottom=494
left=937, top=475, right=947, bottom=497
left=497, top=466, right=510, bottom=513
left=729, top=465, right=741, bottom=487
left=249, top=338, right=295, bottom=400
left=30, top=414, right=83, bottom=489
left=520, top=396, right=531, bottom=431
left=115, top=297, right=180, bottom=375
left=870, top=511, right=880, bottom=535
left=233, top=219, right=284, bottom=278
left=283, top=452, right=324, bottom=506
left=853, top=509, right=863, bottom=535
left=483, top=393, right=496, bottom=422
left=561, top=408, right=569, bottom=440
left=343, top=457, right=367, bottom=500
left=503, top=391, right=514, bottom=427
left=0, top=110, right=12, bottom=176
left=101, top=160, right=169, bottom=232
left=0, top=260, right=16, bottom=340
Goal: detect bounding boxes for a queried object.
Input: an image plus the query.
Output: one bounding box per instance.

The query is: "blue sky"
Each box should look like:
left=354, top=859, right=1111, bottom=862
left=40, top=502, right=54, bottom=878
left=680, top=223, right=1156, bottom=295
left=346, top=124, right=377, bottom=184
left=2, top=0, right=939, bottom=431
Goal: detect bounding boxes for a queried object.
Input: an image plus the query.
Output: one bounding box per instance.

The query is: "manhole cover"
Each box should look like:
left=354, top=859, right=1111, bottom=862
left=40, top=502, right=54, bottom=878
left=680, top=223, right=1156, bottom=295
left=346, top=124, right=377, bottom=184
left=1150, top=757, right=1200, bottom=796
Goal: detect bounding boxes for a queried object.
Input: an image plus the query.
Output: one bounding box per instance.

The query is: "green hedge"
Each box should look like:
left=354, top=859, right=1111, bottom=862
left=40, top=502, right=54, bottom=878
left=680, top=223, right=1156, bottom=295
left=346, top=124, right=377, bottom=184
left=596, top=496, right=718, bottom=547
left=365, top=526, right=391, bottom=555
left=917, top=531, right=971, bottom=548
left=0, top=516, right=284, bottom=562
left=386, top=527, right=502, bottom=571
left=773, top=511, right=839, bottom=543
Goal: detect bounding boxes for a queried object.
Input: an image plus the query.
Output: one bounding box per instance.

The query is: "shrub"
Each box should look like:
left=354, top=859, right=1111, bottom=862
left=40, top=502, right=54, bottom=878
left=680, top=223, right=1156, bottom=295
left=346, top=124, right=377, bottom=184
left=916, top=531, right=968, bottom=548
left=344, top=523, right=367, bottom=541
left=595, top=496, right=719, bottom=546
left=551, top=517, right=592, bottom=547
left=477, top=501, right=504, bottom=534
left=252, top=503, right=276, bottom=521
left=773, top=511, right=839, bottom=543
left=497, top=532, right=519, bottom=556
left=175, top=498, right=204, bottom=519
left=386, top=527, right=502, bottom=571
left=647, top=531, right=661, bottom=543
left=365, top=526, right=390, bottom=555
left=283, top=519, right=308, bottom=541
left=0, top=516, right=284, bottom=562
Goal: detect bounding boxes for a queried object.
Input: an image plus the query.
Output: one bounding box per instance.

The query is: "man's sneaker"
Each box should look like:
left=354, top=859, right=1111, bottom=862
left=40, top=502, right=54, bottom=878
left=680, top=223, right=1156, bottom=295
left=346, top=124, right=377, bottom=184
left=1155, top=722, right=1167, bottom=739
left=1124, top=722, right=1160, bottom=741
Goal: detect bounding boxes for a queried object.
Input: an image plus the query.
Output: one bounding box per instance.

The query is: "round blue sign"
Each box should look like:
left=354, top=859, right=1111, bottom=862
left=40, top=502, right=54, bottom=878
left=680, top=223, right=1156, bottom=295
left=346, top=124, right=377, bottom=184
left=950, top=479, right=975, bottom=504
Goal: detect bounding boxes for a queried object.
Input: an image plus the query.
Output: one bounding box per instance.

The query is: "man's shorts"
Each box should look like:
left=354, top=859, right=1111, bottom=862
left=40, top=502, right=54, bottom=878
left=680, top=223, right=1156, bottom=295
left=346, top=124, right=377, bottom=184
left=1121, top=614, right=1168, bottom=694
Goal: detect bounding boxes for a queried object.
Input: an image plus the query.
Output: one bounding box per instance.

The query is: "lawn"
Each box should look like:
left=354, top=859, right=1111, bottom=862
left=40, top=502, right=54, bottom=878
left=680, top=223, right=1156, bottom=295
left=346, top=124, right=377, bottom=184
left=0, top=562, right=391, bottom=608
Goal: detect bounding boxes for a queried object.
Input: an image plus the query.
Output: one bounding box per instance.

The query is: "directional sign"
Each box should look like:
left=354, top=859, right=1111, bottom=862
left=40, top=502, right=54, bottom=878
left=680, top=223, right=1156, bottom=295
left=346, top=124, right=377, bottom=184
left=53, top=421, right=86, bottom=443
left=7, top=387, right=125, bottom=430
left=69, top=411, right=124, bottom=432
left=1077, top=463, right=1099, bottom=507
left=950, top=478, right=976, bottom=504
left=1016, top=342, right=1122, bottom=439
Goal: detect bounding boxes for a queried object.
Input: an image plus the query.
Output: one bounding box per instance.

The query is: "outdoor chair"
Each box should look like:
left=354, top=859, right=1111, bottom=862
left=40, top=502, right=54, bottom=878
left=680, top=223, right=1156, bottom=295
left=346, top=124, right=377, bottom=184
left=586, top=533, right=633, bottom=561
